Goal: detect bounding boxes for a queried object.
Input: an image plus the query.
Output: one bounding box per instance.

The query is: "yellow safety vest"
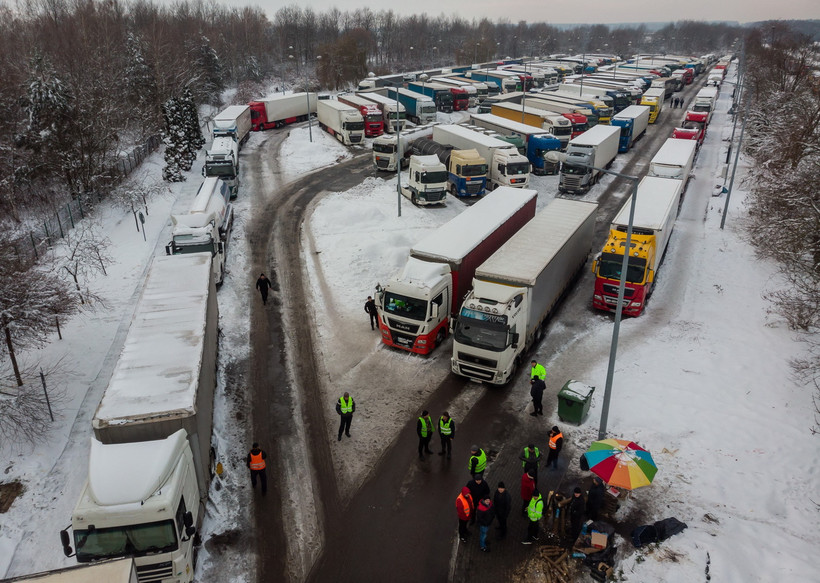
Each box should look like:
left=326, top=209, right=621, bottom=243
left=339, top=396, right=354, bottom=414
left=439, top=417, right=453, bottom=436
left=419, top=416, right=433, bottom=437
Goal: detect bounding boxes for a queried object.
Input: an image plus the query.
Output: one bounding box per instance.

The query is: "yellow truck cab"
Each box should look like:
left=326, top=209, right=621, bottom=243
left=640, top=88, right=666, bottom=123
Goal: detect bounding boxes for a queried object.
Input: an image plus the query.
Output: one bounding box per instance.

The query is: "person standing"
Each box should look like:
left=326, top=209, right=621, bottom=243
left=336, top=392, right=355, bottom=441
left=520, top=468, right=536, bottom=516
left=546, top=426, right=564, bottom=470
left=523, top=488, right=544, bottom=544
left=477, top=496, right=495, bottom=552
left=246, top=442, right=267, bottom=495
left=530, top=360, right=546, bottom=382
left=466, top=474, right=490, bottom=526
left=568, top=487, right=586, bottom=546
left=468, top=445, right=487, bottom=478
left=364, top=295, right=379, bottom=330
left=256, top=273, right=272, bottom=305
left=417, top=410, right=434, bottom=459
left=438, top=411, right=455, bottom=459
left=493, top=481, right=511, bottom=539
left=586, top=476, right=606, bottom=521
left=519, top=444, right=541, bottom=486
left=530, top=376, right=546, bottom=416
left=456, top=486, right=474, bottom=542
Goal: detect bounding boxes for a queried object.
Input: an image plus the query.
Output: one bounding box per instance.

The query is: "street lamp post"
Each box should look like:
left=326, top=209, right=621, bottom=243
left=546, top=151, right=640, bottom=440
left=392, top=83, right=402, bottom=217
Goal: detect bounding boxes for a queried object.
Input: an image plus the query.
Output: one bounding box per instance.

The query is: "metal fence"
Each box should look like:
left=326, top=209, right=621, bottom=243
left=14, top=135, right=162, bottom=268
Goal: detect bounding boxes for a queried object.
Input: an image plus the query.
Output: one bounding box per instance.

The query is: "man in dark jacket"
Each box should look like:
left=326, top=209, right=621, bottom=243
left=466, top=475, right=490, bottom=525
left=364, top=296, right=378, bottom=330
left=530, top=376, right=546, bottom=416
left=416, top=410, right=434, bottom=459
left=477, top=497, right=495, bottom=552
left=336, top=392, right=355, bottom=441
left=586, top=476, right=606, bottom=521
left=546, top=426, right=564, bottom=470
left=568, top=487, right=586, bottom=546
left=438, top=411, right=455, bottom=459
left=456, top=486, right=474, bottom=542
left=256, top=273, right=272, bottom=305
left=246, top=442, right=267, bottom=495
left=493, top=481, right=511, bottom=539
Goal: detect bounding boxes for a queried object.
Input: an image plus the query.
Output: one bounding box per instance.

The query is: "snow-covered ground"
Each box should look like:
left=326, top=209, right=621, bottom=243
left=1, top=64, right=818, bottom=582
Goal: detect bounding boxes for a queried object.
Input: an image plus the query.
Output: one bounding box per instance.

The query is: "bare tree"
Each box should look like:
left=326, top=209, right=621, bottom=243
left=54, top=222, right=113, bottom=305
left=0, top=359, right=69, bottom=447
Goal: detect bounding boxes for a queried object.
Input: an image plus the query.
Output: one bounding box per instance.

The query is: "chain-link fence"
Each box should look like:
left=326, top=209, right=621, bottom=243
left=14, top=134, right=162, bottom=268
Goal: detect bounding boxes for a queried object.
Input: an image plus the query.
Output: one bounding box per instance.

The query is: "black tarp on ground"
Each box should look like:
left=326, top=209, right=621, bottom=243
left=631, top=517, right=687, bottom=547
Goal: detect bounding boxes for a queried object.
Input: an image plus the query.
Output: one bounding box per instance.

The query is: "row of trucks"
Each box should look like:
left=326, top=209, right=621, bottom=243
left=488, top=102, right=574, bottom=150
left=406, top=81, right=457, bottom=113
left=316, top=99, right=365, bottom=145
left=384, top=87, right=437, bottom=125
left=204, top=105, right=252, bottom=199
left=468, top=113, right=562, bottom=175
left=372, top=124, right=436, bottom=172
left=357, top=90, right=407, bottom=132
left=409, top=138, right=488, bottom=198
left=591, top=138, right=697, bottom=316
left=337, top=94, right=384, bottom=137
left=60, top=252, right=218, bottom=582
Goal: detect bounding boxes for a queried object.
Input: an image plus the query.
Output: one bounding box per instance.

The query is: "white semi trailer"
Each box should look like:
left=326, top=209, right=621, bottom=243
left=316, top=100, right=365, bottom=146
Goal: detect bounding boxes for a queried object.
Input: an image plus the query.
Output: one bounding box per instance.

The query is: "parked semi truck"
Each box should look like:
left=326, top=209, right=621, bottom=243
left=524, top=93, right=599, bottom=127
left=203, top=136, right=239, bottom=199
left=446, top=75, right=498, bottom=98
left=376, top=187, right=537, bottom=354
left=212, top=105, right=251, bottom=147
left=489, top=102, right=573, bottom=149
left=249, top=93, right=317, bottom=131
left=466, top=70, right=518, bottom=93
left=316, top=100, right=365, bottom=145
left=383, top=87, right=437, bottom=125
left=372, top=124, right=437, bottom=171
left=591, top=176, right=683, bottom=316
left=540, top=89, right=614, bottom=123
left=647, top=138, right=697, bottom=189
left=431, top=77, right=478, bottom=107
left=559, top=124, right=620, bottom=194
left=433, top=124, right=530, bottom=190
left=61, top=253, right=217, bottom=581
left=556, top=83, right=631, bottom=112
left=610, top=105, right=650, bottom=152
left=672, top=110, right=708, bottom=146
left=406, top=81, right=455, bottom=113
left=469, top=113, right=562, bottom=175
left=410, top=138, right=487, bottom=197
left=166, top=177, right=233, bottom=284
left=337, top=94, right=384, bottom=137
left=6, top=559, right=138, bottom=582
left=451, top=198, right=598, bottom=385
left=399, top=154, right=448, bottom=205
left=691, top=87, right=719, bottom=121
left=641, top=87, right=666, bottom=123
left=357, top=91, right=407, bottom=132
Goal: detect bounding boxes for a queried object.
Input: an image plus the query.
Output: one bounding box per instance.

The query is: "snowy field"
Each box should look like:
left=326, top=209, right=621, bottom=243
left=1, top=64, right=818, bottom=583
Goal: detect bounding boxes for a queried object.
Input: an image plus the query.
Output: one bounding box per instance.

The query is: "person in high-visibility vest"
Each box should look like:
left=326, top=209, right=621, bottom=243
left=438, top=411, right=456, bottom=459
left=468, top=445, right=487, bottom=477
left=530, top=360, right=546, bottom=381
left=546, top=426, right=564, bottom=470
left=519, top=444, right=541, bottom=487
left=455, top=486, right=474, bottom=542
left=417, top=410, right=434, bottom=460
left=336, top=392, right=356, bottom=441
left=246, top=442, right=267, bottom=495
left=522, top=488, right=544, bottom=544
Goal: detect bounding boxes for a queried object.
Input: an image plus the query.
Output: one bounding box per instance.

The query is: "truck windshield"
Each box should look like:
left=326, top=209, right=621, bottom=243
left=462, top=164, right=488, bottom=177
left=553, top=126, right=572, bottom=137
left=372, top=143, right=396, bottom=154
left=506, top=161, right=530, bottom=175
left=597, top=252, right=646, bottom=284
left=366, top=114, right=382, bottom=123
left=383, top=292, right=428, bottom=321
left=421, top=170, right=448, bottom=184
left=454, top=310, right=509, bottom=352
left=562, top=163, right=588, bottom=175
left=74, top=520, right=177, bottom=562
left=204, top=163, right=236, bottom=178
left=421, top=105, right=437, bottom=114
left=345, top=121, right=365, bottom=131
left=692, top=104, right=711, bottom=113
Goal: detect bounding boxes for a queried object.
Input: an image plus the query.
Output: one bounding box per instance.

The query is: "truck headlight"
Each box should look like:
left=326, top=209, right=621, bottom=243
left=417, top=339, right=427, bottom=344
left=593, top=294, right=602, bottom=300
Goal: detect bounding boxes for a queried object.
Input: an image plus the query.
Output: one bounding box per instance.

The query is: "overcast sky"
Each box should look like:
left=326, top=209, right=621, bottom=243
left=206, top=0, right=819, bottom=25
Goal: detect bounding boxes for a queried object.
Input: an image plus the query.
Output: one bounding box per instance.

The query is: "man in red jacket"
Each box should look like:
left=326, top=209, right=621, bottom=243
left=456, top=486, right=474, bottom=543
left=520, top=468, right=536, bottom=516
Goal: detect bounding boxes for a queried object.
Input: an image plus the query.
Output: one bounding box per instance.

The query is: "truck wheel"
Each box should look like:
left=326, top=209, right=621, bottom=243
left=411, top=192, right=417, bottom=205
left=434, top=328, right=446, bottom=349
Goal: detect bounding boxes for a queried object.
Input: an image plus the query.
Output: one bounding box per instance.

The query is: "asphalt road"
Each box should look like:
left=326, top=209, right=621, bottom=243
left=241, top=76, right=709, bottom=582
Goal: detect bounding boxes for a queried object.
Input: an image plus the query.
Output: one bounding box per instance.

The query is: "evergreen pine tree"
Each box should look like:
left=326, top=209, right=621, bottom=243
left=196, top=35, right=224, bottom=100
left=124, top=31, right=159, bottom=131
left=161, top=97, right=186, bottom=182
left=180, top=88, right=204, bottom=168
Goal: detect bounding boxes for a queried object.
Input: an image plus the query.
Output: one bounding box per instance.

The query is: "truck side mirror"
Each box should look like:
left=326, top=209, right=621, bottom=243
left=60, top=529, right=74, bottom=557
left=201, top=168, right=206, bottom=177
left=591, top=257, right=599, bottom=273
left=647, top=269, right=655, bottom=284
left=218, top=241, right=224, bottom=254
left=181, top=511, right=197, bottom=540
left=510, top=332, right=520, bottom=349
left=165, top=244, right=173, bottom=256
left=430, top=304, right=439, bottom=320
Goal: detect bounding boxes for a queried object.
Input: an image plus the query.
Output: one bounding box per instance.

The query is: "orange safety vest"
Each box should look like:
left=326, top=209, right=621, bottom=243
left=249, top=451, right=266, bottom=470
left=456, top=493, right=472, bottom=519
left=548, top=432, right=563, bottom=450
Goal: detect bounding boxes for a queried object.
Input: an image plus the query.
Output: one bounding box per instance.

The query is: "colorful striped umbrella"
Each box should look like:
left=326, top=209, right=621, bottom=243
left=583, top=438, right=658, bottom=490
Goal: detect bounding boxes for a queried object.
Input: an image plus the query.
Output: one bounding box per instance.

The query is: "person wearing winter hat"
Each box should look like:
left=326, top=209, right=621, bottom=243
left=468, top=444, right=487, bottom=477
left=568, top=486, right=585, bottom=546
left=455, top=486, right=474, bottom=542
left=546, top=426, right=563, bottom=470
left=586, top=476, right=606, bottom=521
left=493, top=481, right=511, bottom=539
left=466, top=474, right=490, bottom=525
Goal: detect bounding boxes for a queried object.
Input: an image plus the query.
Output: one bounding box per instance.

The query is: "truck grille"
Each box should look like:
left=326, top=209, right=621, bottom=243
left=376, top=159, right=390, bottom=169
left=423, top=191, right=447, bottom=202
left=351, top=135, right=363, bottom=144
left=457, top=352, right=498, bottom=369
left=562, top=175, right=582, bottom=188
left=602, top=284, right=635, bottom=298
left=387, top=318, right=420, bottom=334
left=465, top=183, right=483, bottom=195
left=456, top=362, right=498, bottom=382
left=135, top=562, right=173, bottom=582
left=390, top=331, right=417, bottom=350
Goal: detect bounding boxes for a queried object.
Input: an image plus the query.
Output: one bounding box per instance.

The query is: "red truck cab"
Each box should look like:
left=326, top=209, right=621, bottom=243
left=451, top=88, right=470, bottom=111
left=563, top=113, right=589, bottom=138
left=672, top=110, right=708, bottom=146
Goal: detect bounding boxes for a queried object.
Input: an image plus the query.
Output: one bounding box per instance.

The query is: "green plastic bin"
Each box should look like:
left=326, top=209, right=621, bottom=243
left=557, top=380, right=595, bottom=424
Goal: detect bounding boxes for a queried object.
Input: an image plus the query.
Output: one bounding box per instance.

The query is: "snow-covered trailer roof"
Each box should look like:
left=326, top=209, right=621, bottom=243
left=650, top=138, right=697, bottom=168
left=92, top=253, right=216, bottom=443
left=612, top=176, right=683, bottom=231
left=476, top=198, right=598, bottom=286
left=410, top=187, right=537, bottom=265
